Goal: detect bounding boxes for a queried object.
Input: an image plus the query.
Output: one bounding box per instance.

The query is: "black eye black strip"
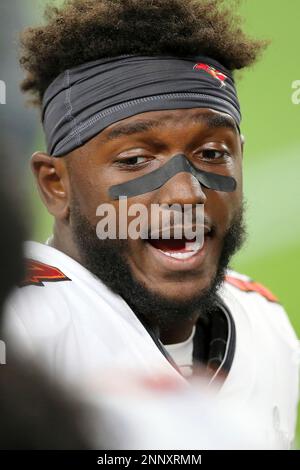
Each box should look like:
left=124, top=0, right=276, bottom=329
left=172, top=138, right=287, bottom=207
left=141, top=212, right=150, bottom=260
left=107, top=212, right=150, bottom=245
left=109, top=154, right=237, bottom=199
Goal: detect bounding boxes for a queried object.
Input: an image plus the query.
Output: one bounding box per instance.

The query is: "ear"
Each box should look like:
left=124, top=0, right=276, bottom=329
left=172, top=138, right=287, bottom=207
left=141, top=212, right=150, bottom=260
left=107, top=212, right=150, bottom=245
left=240, top=134, right=245, bottom=158
left=31, top=152, right=70, bottom=220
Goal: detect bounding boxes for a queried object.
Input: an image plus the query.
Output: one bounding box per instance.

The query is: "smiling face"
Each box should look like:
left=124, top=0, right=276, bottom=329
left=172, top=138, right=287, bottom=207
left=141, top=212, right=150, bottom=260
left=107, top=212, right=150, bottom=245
left=32, top=107, right=245, bottom=342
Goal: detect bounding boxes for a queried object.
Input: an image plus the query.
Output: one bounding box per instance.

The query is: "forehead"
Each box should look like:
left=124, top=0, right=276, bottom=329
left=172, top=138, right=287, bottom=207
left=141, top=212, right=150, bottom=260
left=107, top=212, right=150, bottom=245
left=99, top=108, right=239, bottom=142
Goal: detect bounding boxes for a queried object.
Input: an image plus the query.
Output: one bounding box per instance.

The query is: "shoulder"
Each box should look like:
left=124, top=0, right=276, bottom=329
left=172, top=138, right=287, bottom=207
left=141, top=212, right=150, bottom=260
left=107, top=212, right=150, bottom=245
left=5, top=242, right=77, bottom=318
left=19, top=241, right=81, bottom=287
left=3, top=241, right=97, bottom=338
left=2, top=242, right=108, bottom=365
left=224, top=269, right=279, bottom=303
left=14, top=240, right=97, bottom=294
left=221, top=271, right=299, bottom=444
left=222, top=269, right=299, bottom=349
left=3, top=240, right=130, bottom=337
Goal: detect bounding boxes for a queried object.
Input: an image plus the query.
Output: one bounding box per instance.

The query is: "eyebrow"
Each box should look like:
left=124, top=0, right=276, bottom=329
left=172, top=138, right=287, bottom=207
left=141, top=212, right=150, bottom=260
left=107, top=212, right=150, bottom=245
left=103, top=112, right=238, bottom=142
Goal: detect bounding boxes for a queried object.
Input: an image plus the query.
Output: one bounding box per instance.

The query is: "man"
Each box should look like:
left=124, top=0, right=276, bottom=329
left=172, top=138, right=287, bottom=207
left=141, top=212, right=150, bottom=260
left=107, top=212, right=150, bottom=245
left=4, top=0, right=299, bottom=447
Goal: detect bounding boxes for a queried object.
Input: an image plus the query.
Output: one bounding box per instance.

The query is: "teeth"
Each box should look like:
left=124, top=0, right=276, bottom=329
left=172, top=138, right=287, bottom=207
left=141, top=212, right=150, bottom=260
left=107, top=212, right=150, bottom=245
left=158, top=239, right=204, bottom=260
left=158, top=250, right=196, bottom=260
left=185, top=240, right=203, bottom=252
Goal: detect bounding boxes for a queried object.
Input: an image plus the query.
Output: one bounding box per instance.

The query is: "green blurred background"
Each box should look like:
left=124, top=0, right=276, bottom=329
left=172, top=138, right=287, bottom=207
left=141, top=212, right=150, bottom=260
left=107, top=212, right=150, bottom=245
left=7, top=0, right=300, bottom=445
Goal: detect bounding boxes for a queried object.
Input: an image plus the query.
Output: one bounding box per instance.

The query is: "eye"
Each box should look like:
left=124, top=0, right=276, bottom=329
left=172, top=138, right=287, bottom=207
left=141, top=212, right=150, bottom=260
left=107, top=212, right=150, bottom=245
left=116, top=156, right=149, bottom=166
left=200, top=149, right=227, bottom=160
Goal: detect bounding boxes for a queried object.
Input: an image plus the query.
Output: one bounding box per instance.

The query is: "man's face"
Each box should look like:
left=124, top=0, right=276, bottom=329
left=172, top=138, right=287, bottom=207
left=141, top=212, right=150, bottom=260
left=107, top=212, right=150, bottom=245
left=66, top=108, right=244, bottom=306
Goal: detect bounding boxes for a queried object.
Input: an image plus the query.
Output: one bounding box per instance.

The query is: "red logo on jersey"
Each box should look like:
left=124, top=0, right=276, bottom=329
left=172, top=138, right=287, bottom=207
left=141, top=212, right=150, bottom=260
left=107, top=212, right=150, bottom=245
left=225, top=275, right=279, bottom=303
left=20, top=259, right=71, bottom=287
left=194, top=63, right=227, bottom=88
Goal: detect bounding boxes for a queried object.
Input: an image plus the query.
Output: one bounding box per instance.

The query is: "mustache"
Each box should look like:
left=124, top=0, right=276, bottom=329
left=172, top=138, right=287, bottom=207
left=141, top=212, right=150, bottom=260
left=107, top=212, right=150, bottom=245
left=146, top=223, right=212, bottom=240
left=139, top=206, right=214, bottom=240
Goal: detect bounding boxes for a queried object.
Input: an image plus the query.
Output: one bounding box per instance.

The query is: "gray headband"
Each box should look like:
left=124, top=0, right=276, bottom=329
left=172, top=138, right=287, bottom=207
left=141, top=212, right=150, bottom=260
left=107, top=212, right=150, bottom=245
left=42, top=55, right=241, bottom=157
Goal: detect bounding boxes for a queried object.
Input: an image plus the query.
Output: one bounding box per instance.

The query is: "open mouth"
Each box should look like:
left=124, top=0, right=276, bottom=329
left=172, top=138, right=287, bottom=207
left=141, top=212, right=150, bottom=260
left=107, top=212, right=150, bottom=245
left=147, top=237, right=203, bottom=260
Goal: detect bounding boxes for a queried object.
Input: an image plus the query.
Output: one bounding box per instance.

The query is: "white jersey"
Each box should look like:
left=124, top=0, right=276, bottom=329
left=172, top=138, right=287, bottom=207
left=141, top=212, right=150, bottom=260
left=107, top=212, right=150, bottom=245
left=3, top=241, right=300, bottom=448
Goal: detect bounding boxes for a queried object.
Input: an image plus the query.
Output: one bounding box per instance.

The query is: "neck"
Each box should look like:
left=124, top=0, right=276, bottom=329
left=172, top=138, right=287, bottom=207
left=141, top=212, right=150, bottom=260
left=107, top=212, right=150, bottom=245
left=50, top=223, right=82, bottom=264
left=158, top=312, right=200, bottom=345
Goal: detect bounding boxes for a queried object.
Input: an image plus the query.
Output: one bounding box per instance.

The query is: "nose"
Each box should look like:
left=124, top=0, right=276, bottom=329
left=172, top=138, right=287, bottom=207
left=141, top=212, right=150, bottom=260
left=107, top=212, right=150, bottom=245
left=157, top=171, right=207, bottom=207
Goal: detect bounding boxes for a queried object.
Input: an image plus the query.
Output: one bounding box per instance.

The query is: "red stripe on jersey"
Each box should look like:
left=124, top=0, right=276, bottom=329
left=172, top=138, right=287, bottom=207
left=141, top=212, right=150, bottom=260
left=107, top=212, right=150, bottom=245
left=225, top=275, right=279, bottom=303
left=20, top=259, right=71, bottom=287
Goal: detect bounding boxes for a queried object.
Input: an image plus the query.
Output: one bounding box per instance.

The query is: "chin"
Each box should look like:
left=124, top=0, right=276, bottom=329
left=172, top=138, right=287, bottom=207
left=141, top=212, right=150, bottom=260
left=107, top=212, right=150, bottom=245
left=148, top=277, right=214, bottom=303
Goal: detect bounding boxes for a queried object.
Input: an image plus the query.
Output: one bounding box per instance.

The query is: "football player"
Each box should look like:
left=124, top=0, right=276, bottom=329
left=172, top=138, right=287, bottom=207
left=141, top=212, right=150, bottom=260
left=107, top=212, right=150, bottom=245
left=3, top=0, right=299, bottom=448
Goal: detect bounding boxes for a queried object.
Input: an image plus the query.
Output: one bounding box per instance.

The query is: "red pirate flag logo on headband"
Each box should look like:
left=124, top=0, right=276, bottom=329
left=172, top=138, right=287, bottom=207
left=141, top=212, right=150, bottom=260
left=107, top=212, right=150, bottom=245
left=194, top=63, right=227, bottom=88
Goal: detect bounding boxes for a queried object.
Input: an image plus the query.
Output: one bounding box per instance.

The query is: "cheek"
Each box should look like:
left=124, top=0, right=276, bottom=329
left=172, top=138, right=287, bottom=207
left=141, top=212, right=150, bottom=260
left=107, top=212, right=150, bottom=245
left=223, top=158, right=243, bottom=218
left=203, top=152, right=243, bottom=222
left=233, top=163, right=243, bottom=213
left=205, top=174, right=242, bottom=233
left=70, top=161, right=154, bottom=236
left=235, top=160, right=243, bottom=195
left=69, top=162, right=118, bottom=224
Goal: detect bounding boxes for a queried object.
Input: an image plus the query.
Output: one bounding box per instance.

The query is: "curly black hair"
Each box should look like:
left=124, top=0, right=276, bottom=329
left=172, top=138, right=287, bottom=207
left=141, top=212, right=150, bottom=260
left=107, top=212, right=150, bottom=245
left=19, top=0, right=267, bottom=106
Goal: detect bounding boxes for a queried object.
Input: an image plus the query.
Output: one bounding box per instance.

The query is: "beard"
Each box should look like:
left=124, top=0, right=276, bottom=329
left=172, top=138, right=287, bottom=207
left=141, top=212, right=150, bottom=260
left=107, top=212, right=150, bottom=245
left=71, top=200, right=246, bottom=336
